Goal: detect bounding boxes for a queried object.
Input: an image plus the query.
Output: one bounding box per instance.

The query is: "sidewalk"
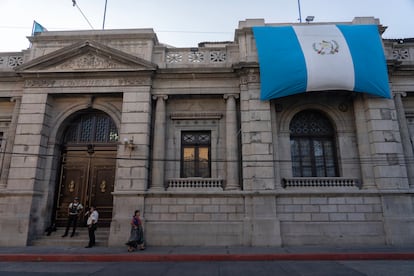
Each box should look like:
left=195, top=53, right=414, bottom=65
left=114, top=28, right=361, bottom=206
left=1, top=245, right=414, bottom=262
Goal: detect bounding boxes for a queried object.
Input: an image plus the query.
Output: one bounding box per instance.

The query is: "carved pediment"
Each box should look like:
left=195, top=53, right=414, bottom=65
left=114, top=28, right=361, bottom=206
left=15, top=40, right=157, bottom=74
left=50, top=52, right=128, bottom=70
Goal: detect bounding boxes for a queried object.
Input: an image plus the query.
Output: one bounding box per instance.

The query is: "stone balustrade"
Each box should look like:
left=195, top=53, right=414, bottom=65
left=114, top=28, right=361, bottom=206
left=167, top=178, right=224, bottom=190
left=0, top=53, right=24, bottom=70
left=164, top=48, right=229, bottom=67
left=282, top=177, right=361, bottom=188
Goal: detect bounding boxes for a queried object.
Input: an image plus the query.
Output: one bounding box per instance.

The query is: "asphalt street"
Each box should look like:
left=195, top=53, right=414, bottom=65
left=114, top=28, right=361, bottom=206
left=1, top=260, right=414, bottom=276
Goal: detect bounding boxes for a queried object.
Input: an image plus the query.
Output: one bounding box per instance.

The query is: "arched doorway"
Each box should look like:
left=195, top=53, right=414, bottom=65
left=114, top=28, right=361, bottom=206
left=54, top=110, right=119, bottom=227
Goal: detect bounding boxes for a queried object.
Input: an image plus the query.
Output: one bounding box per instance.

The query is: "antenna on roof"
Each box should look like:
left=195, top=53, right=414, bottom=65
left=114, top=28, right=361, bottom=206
left=102, top=0, right=108, bottom=30
left=72, top=0, right=94, bottom=29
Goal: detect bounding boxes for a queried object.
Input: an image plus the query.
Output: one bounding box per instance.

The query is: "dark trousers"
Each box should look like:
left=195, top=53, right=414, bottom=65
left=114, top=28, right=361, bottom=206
left=88, top=224, right=97, bottom=246
left=64, top=214, right=79, bottom=236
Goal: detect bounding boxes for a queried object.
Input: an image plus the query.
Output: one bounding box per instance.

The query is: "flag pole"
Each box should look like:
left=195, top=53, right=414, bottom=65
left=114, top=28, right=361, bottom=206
left=102, top=0, right=108, bottom=29
left=297, top=0, right=302, bottom=23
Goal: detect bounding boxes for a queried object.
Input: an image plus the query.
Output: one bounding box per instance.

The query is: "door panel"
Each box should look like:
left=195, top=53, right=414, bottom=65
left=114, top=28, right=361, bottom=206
left=89, top=151, right=115, bottom=227
left=55, top=156, right=89, bottom=226
left=55, top=149, right=116, bottom=227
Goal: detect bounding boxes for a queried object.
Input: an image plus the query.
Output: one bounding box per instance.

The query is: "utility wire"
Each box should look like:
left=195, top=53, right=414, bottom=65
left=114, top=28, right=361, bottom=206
left=72, top=0, right=94, bottom=30
left=0, top=25, right=232, bottom=35
left=1, top=149, right=414, bottom=165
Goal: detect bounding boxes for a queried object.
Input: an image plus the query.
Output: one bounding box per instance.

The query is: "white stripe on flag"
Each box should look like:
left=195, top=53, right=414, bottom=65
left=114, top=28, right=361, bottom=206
left=292, top=25, right=355, bottom=92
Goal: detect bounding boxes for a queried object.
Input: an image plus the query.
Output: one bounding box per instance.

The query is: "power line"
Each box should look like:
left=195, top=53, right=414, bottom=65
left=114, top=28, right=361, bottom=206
left=0, top=26, right=232, bottom=35
left=72, top=0, right=94, bottom=29
left=1, top=149, right=414, bottom=166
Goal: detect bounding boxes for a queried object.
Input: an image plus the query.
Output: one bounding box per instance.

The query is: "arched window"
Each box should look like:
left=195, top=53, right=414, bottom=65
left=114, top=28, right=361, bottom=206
left=290, top=110, right=338, bottom=177
left=64, top=111, right=119, bottom=144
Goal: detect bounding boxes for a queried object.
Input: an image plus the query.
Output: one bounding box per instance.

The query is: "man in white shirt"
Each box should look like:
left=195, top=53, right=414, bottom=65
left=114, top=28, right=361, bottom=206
left=85, top=206, right=99, bottom=248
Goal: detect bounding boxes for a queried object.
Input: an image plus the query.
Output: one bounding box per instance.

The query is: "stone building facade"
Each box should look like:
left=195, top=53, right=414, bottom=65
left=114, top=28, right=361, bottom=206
left=0, top=17, right=413, bottom=247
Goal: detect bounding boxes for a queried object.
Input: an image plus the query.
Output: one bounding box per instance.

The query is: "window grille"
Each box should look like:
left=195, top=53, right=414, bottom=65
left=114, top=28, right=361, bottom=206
left=64, top=112, right=118, bottom=144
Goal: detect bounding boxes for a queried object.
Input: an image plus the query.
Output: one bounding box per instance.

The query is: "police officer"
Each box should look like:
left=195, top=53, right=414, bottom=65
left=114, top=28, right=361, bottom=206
left=62, top=197, right=83, bottom=237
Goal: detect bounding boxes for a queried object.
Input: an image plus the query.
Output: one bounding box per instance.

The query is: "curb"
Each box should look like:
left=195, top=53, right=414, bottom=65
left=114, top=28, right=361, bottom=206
left=1, top=252, right=414, bottom=262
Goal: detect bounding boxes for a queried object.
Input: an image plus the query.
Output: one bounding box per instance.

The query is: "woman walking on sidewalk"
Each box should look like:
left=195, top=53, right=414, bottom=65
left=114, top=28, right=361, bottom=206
left=126, top=210, right=145, bottom=252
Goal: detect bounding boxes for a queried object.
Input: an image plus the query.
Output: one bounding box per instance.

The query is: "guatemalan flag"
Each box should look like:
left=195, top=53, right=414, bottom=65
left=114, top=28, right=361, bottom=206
left=32, top=21, right=47, bottom=36
left=253, top=24, right=391, bottom=100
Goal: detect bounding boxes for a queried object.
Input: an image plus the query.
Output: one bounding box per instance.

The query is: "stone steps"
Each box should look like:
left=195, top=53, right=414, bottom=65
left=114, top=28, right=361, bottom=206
left=31, top=227, right=110, bottom=247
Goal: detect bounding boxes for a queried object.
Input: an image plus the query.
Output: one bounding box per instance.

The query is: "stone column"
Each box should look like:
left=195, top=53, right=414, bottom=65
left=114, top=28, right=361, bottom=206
left=224, top=94, right=240, bottom=190
left=151, top=95, right=168, bottom=190
left=394, top=91, right=414, bottom=188
left=0, top=97, right=21, bottom=187
left=353, top=94, right=375, bottom=189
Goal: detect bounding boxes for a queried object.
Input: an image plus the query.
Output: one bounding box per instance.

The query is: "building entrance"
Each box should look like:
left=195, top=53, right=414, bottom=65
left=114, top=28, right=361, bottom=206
left=54, top=110, right=119, bottom=227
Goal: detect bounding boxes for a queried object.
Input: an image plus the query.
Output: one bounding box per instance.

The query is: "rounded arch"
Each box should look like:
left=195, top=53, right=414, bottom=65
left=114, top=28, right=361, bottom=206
left=63, top=110, right=119, bottom=145
left=52, top=106, right=119, bottom=227
left=288, top=109, right=339, bottom=177
left=277, top=102, right=350, bottom=134
left=50, top=102, right=121, bottom=146
left=289, top=109, right=335, bottom=137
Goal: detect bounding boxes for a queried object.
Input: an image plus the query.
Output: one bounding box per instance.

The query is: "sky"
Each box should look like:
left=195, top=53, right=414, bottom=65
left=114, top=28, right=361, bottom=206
left=0, top=0, right=413, bottom=52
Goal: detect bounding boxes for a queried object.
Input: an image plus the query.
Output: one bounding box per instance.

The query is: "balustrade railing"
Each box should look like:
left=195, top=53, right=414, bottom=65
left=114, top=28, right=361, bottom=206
left=282, top=177, right=361, bottom=189
left=167, top=178, right=223, bottom=191
left=0, top=53, right=24, bottom=70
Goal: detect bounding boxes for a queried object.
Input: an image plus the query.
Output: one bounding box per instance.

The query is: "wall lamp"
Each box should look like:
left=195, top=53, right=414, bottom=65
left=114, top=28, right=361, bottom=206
left=123, top=137, right=135, bottom=151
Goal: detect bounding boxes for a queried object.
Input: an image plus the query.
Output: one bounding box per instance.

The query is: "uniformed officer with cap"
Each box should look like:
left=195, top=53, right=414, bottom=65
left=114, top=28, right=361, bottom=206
left=62, top=197, right=83, bottom=237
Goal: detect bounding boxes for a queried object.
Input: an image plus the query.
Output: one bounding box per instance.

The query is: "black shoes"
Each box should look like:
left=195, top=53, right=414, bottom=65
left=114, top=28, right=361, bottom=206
left=61, top=234, right=67, bottom=237
left=85, top=245, right=92, bottom=248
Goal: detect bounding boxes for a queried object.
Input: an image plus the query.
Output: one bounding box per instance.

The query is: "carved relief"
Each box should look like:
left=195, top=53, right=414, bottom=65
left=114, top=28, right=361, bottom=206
left=239, top=69, right=260, bottom=85
left=8, top=56, right=24, bottom=67
left=25, top=78, right=149, bottom=87
left=68, top=180, right=75, bottom=192
left=392, top=48, right=409, bottom=60
left=100, top=180, right=107, bottom=193
left=53, top=53, right=127, bottom=70
left=25, top=79, right=56, bottom=87
left=210, top=51, right=226, bottom=62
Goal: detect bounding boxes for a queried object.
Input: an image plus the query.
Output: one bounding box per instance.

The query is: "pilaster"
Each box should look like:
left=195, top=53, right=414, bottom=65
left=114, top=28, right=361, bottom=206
left=353, top=94, right=376, bottom=189
left=239, top=69, right=275, bottom=190
left=393, top=91, right=414, bottom=188
left=362, top=95, right=408, bottom=189
left=151, top=95, right=168, bottom=190
left=224, top=94, right=240, bottom=190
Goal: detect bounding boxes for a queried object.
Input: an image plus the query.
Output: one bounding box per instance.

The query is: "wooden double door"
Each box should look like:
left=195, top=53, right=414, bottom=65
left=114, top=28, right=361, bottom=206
left=55, top=146, right=116, bottom=227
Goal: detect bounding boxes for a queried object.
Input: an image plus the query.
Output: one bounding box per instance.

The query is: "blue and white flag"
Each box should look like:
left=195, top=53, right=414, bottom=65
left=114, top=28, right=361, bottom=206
left=32, top=21, right=47, bottom=35
left=253, top=25, right=391, bottom=100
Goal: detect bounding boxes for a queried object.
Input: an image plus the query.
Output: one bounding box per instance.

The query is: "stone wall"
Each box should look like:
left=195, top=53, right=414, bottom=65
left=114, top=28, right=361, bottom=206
left=277, top=195, right=385, bottom=245
left=143, top=194, right=245, bottom=246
